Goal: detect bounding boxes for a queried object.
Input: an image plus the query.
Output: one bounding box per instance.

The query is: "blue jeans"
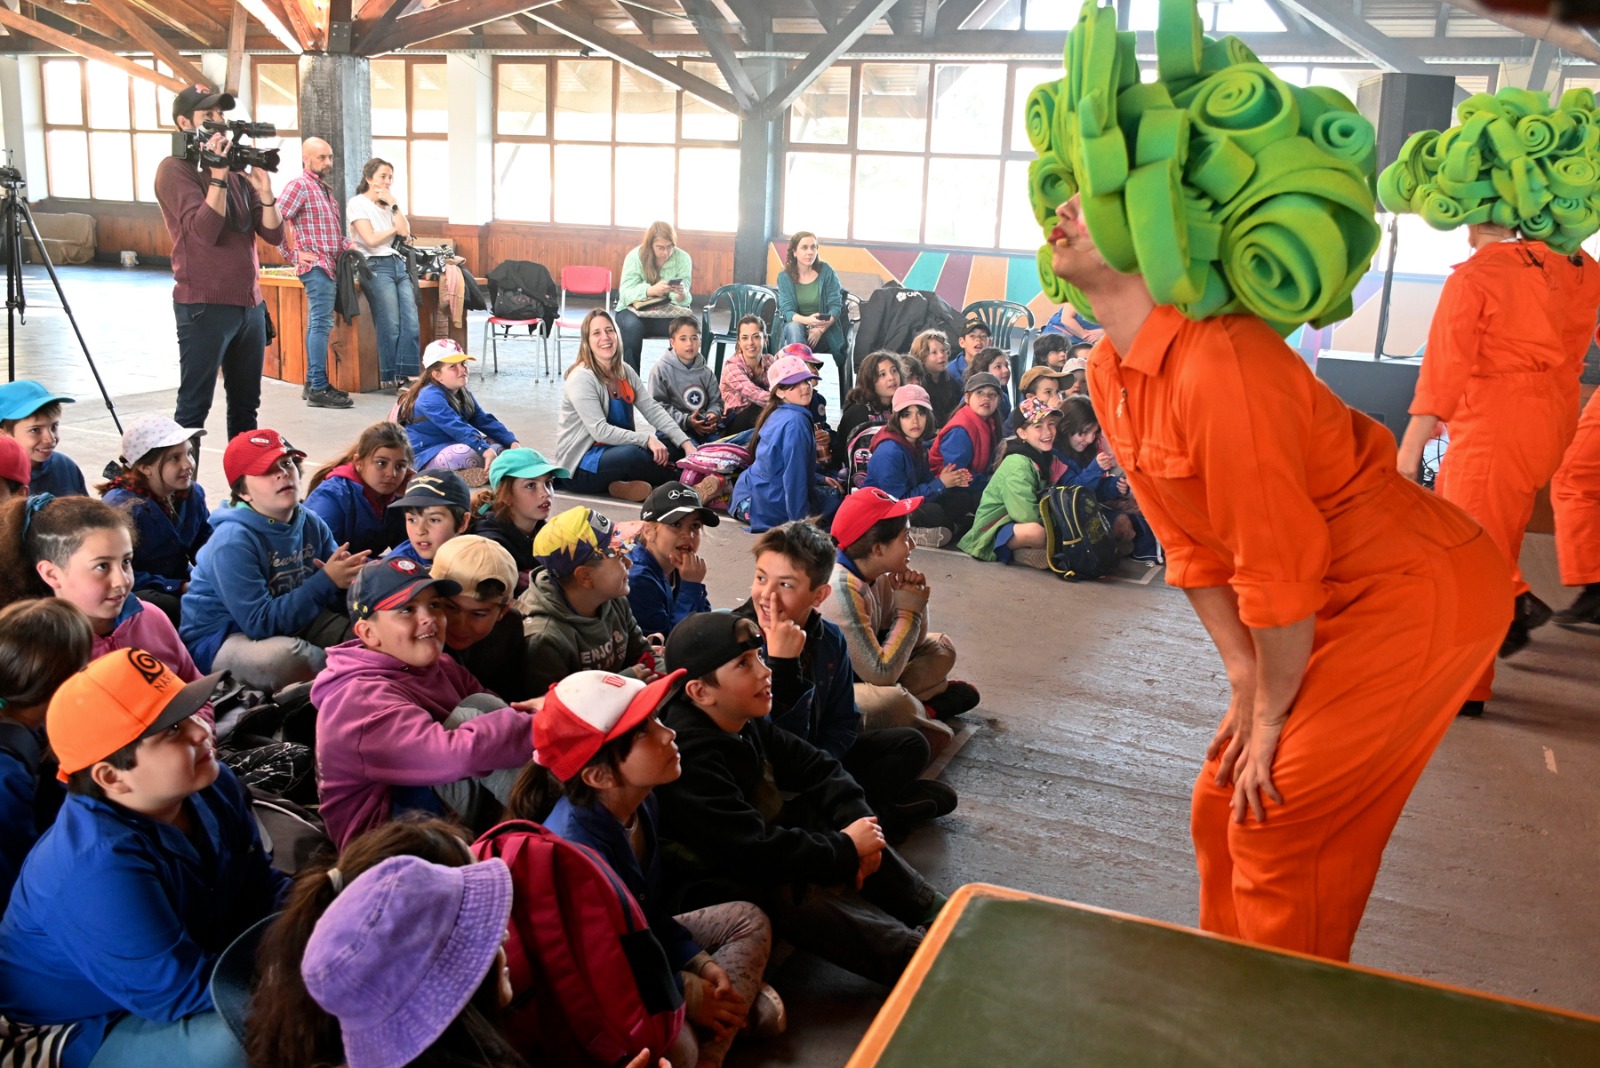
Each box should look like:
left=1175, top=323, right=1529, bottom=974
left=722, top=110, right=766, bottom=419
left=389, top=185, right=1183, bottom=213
left=300, top=267, right=335, bottom=392
left=173, top=301, right=265, bottom=441
left=560, top=444, right=678, bottom=495
left=88, top=1009, right=247, bottom=1068
left=364, top=255, right=421, bottom=381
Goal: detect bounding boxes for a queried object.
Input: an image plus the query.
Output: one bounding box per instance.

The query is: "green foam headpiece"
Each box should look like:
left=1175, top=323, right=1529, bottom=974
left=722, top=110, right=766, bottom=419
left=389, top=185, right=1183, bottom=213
left=1377, top=85, right=1600, bottom=254
left=1027, top=0, right=1382, bottom=336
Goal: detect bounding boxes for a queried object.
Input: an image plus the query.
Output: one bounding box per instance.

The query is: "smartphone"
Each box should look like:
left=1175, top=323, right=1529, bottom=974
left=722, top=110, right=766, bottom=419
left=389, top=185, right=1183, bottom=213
left=667, top=277, right=684, bottom=286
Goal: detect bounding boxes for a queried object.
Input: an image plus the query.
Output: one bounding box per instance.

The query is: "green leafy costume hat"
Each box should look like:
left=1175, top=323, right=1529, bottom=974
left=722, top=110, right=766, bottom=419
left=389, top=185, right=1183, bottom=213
left=1026, top=0, right=1382, bottom=336
left=1376, top=85, right=1600, bottom=255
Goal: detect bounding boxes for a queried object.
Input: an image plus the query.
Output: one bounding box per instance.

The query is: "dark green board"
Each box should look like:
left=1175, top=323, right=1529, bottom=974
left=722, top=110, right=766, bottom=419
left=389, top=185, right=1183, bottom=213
left=871, top=897, right=1600, bottom=1067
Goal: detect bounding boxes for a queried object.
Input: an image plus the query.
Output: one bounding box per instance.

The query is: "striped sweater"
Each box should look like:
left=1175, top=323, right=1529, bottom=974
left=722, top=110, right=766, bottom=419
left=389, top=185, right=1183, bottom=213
left=820, top=552, right=927, bottom=687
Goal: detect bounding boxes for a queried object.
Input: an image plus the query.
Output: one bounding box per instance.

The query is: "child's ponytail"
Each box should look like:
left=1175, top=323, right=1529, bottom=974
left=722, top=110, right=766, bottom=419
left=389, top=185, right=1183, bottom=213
left=744, top=390, right=789, bottom=459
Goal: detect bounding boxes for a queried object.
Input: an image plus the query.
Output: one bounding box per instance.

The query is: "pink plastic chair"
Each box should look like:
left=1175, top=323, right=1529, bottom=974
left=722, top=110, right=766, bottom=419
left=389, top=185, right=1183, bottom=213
left=552, top=265, right=614, bottom=356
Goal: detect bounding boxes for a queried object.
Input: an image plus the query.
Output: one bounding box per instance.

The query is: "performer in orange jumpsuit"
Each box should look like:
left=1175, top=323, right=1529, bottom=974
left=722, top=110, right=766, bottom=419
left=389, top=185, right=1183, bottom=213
left=1055, top=196, right=1511, bottom=962
left=1552, top=383, right=1600, bottom=625
left=1397, top=227, right=1600, bottom=710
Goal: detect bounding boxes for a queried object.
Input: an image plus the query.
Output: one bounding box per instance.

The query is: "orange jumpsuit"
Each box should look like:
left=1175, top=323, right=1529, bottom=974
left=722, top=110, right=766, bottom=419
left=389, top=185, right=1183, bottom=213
left=1090, top=306, right=1510, bottom=962
left=1553, top=386, right=1600, bottom=586
left=1415, top=241, right=1600, bottom=700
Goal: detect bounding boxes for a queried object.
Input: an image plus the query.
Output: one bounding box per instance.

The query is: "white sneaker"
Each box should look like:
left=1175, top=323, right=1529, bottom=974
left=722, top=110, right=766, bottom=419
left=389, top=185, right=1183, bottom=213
left=1011, top=547, right=1050, bottom=570
left=910, top=525, right=952, bottom=548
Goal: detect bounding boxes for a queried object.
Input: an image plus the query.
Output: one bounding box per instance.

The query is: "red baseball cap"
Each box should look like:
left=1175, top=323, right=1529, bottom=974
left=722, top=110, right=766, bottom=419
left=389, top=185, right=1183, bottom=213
left=532, top=669, right=685, bottom=782
left=0, top=435, right=30, bottom=488
left=223, top=429, right=306, bottom=484
left=830, top=487, right=923, bottom=549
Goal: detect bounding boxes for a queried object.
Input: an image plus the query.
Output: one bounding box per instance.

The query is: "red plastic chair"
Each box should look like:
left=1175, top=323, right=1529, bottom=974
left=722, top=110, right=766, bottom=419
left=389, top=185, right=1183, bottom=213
left=552, top=265, right=614, bottom=357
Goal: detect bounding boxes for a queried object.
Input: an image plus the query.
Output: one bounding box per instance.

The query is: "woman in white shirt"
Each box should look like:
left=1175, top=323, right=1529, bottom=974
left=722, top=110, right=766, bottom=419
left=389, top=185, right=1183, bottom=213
left=348, top=157, right=421, bottom=390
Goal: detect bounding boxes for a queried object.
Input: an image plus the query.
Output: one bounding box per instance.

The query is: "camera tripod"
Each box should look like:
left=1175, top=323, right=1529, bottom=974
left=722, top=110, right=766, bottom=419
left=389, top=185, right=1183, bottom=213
left=1, top=159, right=120, bottom=432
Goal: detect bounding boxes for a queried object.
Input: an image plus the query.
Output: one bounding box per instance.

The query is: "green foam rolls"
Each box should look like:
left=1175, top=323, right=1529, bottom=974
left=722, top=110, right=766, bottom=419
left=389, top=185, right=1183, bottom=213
left=1547, top=155, right=1599, bottom=199
left=1521, top=210, right=1555, bottom=240
left=1188, top=64, right=1299, bottom=156
left=1498, top=87, right=1549, bottom=119
left=1550, top=195, right=1587, bottom=226
left=1562, top=87, right=1596, bottom=111
left=1419, top=189, right=1466, bottom=230
left=1312, top=111, right=1376, bottom=174
left=1083, top=190, right=1139, bottom=274
left=1485, top=117, right=1527, bottom=164
left=1223, top=192, right=1350, bottom=328
left=1434, top=171, right=1494, bottom=202
left=1156, top=0, right=1203, bottom=84
left=1079, top=128, right=1130, bottom=197
left=1037, top=245, right=1076, bottom=305
left=1201, top=35, right=1258, bottom=75
left=1188, top=135, right=1255, bottom=203
left=1127, top=158, right=1201, bottom=305
left=1025, top=81, right=1062, bottom=156
left=1030, top=154, right=1078, bottom=227
left=1516, top=113, right=1561, bottom=159
left=1135, top=108, right=1190, bottom=168
left=1510, top=156, right=1551, bottom=218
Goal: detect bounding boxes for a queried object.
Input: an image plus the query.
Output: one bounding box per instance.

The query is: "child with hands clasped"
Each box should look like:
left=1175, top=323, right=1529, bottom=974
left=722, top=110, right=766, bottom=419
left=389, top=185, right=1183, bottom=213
left=627, top=482, right=716, bottom=638
left=0, top=380, right=87, bottom=497
left=655, top=611, right=946, bottom=986
left=732, top=355, right=843, bottom=532
left=958, top=396, right=1063, bottom=569
left=181, top=430, right=368, bottom=691
left=303, top=421, right=414, bottom=557
left=525, top=670, right=784, bottom=1068
left=863, top=384, right=973, bottom=547
left=0, top=649, right=288, bottom=1068
left=398, top=340, right=520, bottom=483
left=0, top=494, right=200, bottom=680
left=650, top=317, right=726, bottom=445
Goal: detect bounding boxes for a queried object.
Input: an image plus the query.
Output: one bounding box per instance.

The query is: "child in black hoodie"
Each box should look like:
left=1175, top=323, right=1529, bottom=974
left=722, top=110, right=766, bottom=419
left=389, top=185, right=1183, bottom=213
left=655, top=611, right=945, bottom=986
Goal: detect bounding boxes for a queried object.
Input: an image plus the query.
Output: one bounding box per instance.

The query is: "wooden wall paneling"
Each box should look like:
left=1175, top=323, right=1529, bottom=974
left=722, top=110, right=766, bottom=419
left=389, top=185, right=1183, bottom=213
left=328, top=290, right=380, bottom=395
left=279, top=285, right=307, bottom=385
left=261, top=283, right=284, bottom=379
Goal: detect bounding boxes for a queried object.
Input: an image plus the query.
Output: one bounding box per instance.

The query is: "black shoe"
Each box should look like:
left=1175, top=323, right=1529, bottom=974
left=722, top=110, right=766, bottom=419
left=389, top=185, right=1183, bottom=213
left=1499, top=592, right=1552, bottom=658
left=924, top=680, right=980, bottom=720
left=1554, top=585, right=1600, bottom=626
left=1457, top=700, right=1485, bottom=718
left=394, top=376, right=414, bottom=395
left=882, top=779, right=958, bottom=829
left=306, top=387, right=355, bottom=409
left=300, top=383, right=309, bottom=399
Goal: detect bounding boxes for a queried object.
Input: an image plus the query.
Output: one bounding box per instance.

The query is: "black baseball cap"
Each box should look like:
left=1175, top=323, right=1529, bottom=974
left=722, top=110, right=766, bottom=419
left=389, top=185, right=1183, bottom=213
left=641, top=482, right=720, bottom=528
left=347, top=558, right=461, bottom=622
left=388, top=471, right=472, bottom=512
left=172, top=83, right=235, bottom=122
left=960, top=319, right=991, bottom=337
left=665, top=612, right=764, bottom=681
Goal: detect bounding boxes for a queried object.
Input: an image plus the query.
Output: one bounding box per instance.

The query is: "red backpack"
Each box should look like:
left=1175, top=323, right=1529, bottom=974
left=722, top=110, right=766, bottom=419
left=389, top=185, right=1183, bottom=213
left=471, top=820, right=685, bottom=1066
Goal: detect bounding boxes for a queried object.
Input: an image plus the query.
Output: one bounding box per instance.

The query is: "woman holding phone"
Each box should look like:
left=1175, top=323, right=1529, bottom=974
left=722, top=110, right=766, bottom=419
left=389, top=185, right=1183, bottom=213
left=777, top=231, right=845, bottom=358
left=615, top=220, right=693, bottom=373
left=348, top=157, right=421, bottom=390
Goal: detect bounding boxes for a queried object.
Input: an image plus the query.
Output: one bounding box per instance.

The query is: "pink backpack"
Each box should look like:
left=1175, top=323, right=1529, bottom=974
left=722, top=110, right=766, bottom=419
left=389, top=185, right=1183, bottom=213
left=472, top=820, right=685, bottom=1066
left=675, top=442, right=752, bottom=511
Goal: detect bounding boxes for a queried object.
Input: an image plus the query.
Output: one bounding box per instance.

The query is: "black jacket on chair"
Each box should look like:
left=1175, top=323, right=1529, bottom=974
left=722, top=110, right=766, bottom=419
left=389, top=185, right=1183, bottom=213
left=486, top=260, right=559, bottom=323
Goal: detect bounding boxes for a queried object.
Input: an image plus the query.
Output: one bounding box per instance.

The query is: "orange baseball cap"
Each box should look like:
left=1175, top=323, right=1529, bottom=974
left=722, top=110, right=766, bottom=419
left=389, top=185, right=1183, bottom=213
left=47, top=649, right=224, bottom=782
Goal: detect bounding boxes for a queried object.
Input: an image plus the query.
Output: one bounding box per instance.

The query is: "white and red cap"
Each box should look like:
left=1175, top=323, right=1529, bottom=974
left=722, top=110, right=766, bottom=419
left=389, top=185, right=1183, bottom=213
left=533, top=669, right=686, bottom=782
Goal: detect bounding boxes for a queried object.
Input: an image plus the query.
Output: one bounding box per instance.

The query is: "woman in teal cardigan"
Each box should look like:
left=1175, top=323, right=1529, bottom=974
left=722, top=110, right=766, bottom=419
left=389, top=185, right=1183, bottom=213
left=616, top=220, right=694, bottom=373
left=776, top=231, right=846, bottom=358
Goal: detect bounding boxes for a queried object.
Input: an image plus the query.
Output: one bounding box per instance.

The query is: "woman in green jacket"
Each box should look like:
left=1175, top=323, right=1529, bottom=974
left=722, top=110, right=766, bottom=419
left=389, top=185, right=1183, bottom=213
left=776, top=231, right=846, bottom=359
left=616, top=220, right=694, bottom=372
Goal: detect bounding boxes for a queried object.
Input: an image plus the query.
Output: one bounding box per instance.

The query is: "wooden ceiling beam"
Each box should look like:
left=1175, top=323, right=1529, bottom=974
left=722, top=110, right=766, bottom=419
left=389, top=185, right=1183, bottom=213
left=25, top=0, right=125, bottom=42
left=352, top=0, right=409, bottom=45
left=613, top=0, right=653, bottom=36
left=124, top=0, right=227, bottom=46
left=680, top=0, right=760, bottom=111
left=361, top=0, right=560, bottom=54
left=224, top=2, right=249, bottom=95
left=0, top=7, right=188, bottom=91
left=96, top=0, right=210, bottom=87
left=519, top=8, right=739, bottom=111
left=761, top=0, right=902, bottom=118
left=277, top=0, right=325, bottom=50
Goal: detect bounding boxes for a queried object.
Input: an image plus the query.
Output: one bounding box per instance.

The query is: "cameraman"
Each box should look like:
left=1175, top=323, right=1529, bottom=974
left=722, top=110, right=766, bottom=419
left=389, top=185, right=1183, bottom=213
left=155, top=84, right=282, bottom=445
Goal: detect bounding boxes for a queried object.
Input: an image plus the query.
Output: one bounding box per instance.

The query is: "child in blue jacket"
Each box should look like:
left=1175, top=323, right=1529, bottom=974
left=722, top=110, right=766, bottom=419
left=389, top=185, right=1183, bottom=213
left=862, top=385, right=974, bottom=545
left=626, top=481, right=715, bottom=637
left=98, top=414, right=211, bottom=624
left=397, top=340, right=519, bottom=481
left=180, top=430, right=370, bottom=692
left=731, top=355, right=842, bottom=532
left=0, top=649, right=289, bottom=1068
left=303, top=421, right=413, bottom=556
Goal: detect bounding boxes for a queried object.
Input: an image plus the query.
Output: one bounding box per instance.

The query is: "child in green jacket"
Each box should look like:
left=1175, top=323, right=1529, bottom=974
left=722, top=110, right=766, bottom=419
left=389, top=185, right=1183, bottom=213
left=958, top=396, right=1062, bottom=569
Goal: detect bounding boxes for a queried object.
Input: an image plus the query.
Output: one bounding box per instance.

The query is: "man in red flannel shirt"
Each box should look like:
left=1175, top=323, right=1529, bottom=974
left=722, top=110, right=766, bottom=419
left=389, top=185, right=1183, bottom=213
left=277, top=137, right=355, bottom=409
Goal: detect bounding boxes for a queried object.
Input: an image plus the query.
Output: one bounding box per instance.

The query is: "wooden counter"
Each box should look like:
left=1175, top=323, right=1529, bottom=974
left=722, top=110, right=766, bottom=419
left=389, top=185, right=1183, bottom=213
left=259, top=271, right=474, bottom=394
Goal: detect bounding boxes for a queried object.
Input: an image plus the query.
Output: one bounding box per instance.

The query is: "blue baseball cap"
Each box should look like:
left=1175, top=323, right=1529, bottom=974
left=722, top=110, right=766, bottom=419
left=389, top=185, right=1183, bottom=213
left=0, top=381, right=74, bottom=421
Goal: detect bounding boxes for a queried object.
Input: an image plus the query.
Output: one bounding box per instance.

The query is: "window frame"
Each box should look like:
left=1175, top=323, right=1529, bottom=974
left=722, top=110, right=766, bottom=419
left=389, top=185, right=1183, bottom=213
left=368, top=55, right=449, bottom=218
left=38, top=57, right=174, bottom=204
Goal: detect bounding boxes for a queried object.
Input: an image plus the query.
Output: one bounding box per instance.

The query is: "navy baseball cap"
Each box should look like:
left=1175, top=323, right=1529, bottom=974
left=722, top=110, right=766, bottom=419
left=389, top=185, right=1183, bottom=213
left=347, top=558, right=461, bottom=621
left=389, top=471, right=472, bottom=512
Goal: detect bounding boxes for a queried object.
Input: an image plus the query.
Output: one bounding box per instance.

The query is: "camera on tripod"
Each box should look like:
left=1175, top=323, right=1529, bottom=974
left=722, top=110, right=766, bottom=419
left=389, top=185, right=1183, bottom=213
left=171, top=119, right=280, bottom=173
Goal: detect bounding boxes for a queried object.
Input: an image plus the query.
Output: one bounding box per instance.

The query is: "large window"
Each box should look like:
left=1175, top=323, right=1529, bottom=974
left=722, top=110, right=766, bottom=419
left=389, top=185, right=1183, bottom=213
left=252, top=59, right=302, bottom=198
left=784, top=62, right=1037, bottom=250
left=371, top=58, right=449, bottom=218
left=492, top=58, right=741, bottom=231
left=38, top=58, right=175, bottom=202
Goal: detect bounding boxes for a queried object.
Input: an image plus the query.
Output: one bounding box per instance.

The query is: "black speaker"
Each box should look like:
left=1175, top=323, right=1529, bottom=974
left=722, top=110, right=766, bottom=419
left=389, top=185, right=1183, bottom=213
left=1356, top=72, right=1458, bottom=174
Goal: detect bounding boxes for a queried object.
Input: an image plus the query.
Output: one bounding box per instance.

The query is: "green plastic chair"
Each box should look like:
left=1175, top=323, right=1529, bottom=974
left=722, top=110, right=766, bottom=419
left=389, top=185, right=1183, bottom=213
left=963, top=299, right=1036, bottom=401
left=700, top=284, right=778, bottom=377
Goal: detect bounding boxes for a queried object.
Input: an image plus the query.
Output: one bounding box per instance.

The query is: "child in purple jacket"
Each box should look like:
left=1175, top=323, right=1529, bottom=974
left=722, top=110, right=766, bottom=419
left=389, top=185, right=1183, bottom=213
left=311, top=558, right=534, bottom=849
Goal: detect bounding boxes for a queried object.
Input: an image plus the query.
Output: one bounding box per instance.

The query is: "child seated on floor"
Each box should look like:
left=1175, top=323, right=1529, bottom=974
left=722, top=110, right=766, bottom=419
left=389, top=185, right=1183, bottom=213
left=929, top=371, right=1004, bottom=540
left=731, top=355, right=843, bottom=532
left=312, top=558, right=535, bottom=849
left=719, top=315, right=774, bottom=434
left=824, top=490, right=981, bottom=736
left=657, top=611, right=947, bottom=986
left=521, top=670, right=784, bottom=1068
left=863, top=384, right=973, bottom=547
left=947, top=320, right=990, bottom=381
left=182, top=430, right=369, bottom=691
left=397, top=339, right=520, bottom=485
left=98, top=414, right=210, bottom=625
left=958, top=397, right=1062, bottom=570
left=0, top=599, right=92, bottom=910
left=1056, top=395, right=1159, bottom=561
left=0, top=494, right=199, bottom=680
left=971, top=347, right=1015, bottom=423
left=1033, top=333, right=1070, bottom=371
left=303, top=421, right=414, bottom=557
left=897, top=353, right=926, bottom=390
left=0, top=380, right=86, bottom=497
left=386, top=469, right=473, bottom=566
left=1003, top=365, right=1070, bottom=435
left=910, top=329, right=961, bottom=427
left=732, top=520, right=954, bottom=836
left=627, top=482, right=715, bottom=638
left=519, top=505, right=652, bottom=698
left=472, top=448, right=568, bottom=596
left=0, top=649, right=288, bottom=1068
left=1061, top=355, right=1089, bottom=397
left=650, top=316, right=726, bottom=444
left=431, top=534, right=531, bottom=702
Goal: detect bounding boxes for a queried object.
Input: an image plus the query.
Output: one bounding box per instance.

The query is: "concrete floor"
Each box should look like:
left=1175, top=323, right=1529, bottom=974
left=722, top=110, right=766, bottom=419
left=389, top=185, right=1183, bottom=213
left=12, top=265, right=1600, bottom=1063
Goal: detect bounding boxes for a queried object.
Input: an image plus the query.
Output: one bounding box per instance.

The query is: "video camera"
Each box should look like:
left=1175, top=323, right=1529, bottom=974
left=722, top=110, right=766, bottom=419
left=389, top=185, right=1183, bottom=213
left=171, top=118, right=280, bottom=173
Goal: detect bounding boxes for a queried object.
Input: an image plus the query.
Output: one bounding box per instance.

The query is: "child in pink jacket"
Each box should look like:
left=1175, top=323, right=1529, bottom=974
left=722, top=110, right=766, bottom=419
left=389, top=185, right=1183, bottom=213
left=312, top=558, right=534, bottom=848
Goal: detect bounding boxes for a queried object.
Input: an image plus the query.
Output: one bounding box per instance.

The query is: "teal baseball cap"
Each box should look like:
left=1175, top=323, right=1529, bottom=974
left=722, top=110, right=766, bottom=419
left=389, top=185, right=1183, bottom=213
left=487, top=448, right=569, bottom=487
left=0, top=381, right=74, bottom=421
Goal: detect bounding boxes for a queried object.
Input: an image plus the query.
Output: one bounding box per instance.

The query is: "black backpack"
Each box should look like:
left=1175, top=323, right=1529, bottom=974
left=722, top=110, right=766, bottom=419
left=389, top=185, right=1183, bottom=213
left=1040, top=484, right=1120, bottom=580
left=492, top=286, right=544, bottom=322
